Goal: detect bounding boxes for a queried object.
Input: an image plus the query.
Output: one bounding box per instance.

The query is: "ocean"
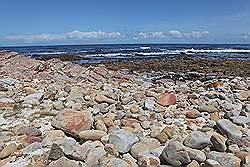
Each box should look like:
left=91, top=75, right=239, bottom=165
left=1, top=44, right=250, bottom=64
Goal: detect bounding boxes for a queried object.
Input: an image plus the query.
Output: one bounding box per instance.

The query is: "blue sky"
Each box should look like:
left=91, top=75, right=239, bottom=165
left=0, top=0, right=250, bottom=45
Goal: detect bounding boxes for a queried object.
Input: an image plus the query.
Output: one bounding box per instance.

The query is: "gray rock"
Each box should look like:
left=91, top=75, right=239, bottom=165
left=48, top=157, right=87, bottom=167
left=231, top=116, right=250, bottom=126
left=48, top=143, right=64, bottom=161
left=22, top=142, right=42, bottom=155
left=183, top=131, right=211, bottom=149
left=197, top=104, right=218, bottom=113
left=207, top=151, right=241, bottom=167
left=217, top=119, right=242, bottom=140
left=144, top=98, right=155, bottom=111
left=245, top=104, right=250, bottom=112
left=184, top=146, right=206, bottom=163
left=24, top=92, right=44, bottom=102
left=109, top=129, right=139, bottom=153
left=160, top=141, right=191, bottom=166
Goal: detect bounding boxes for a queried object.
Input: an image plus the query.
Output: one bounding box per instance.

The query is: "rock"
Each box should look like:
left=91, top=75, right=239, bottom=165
left=228, top=144, right=240, bottom=153
left=51, top=109, right=93, bottom=136
left=184, top=146, right=206, bottom=163
left=184, top=131, right=211, bottom=149
left=109, top=129, right=139, bottom=153
left=79, top=130, right=107, bottom=141
left=155, top=127, right=174, bottom=143
left=0, top=143, right=17, bottom=159
left=197, top=104, right=218, bottom=113
left=122, top=153, right=138, bottom=167
left=216, top=119, right=242, bottom=140
left=42, top=130, right=66, bottom=147
left=207, top=151, right=241, bottom=167
left=48, top=157, right=86, bottom=167
left=24, top=92, right=44, bottom=102
left=48, top=143, right=65, bottom=160
left=210, top=112, right=220, bottom=121
left=187, top=160, right=200, bottom=167
left=210, top=133, right=227, bottom=152
left=95, top=120, right=108, bottom=132
left=130, top=105, right=140, bottom=113
left=205, top=159, right=222, bottom=167
left=143, top=98, right=155, bottom=111
left=0, top=98, right=15, bottom=109
left=157, top=93, right=176, bottom=106
left=103, top=158, right=130, bottom=167
left=23, top=127, right=42, bottom=137
left=186, top=110, right=201, bottom=119
left=235, top=151, right=250, bottom=165
left=230, top=116, right=250, bottom=126
left=84, top=142, right=106, bottom=166
left=160, top=141, right=191, bottom=166
left=138, top=153, right=160, bottom=167
left=130, top=137, right=161, bottom=158
left=95, top=95, right=116, bottom=104
left=104, top=144, right=119, bottom=157
left=22, top=142, right=42, bottom=155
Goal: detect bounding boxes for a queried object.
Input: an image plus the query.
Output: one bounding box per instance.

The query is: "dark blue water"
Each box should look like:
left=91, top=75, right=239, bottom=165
left=1, top=44, right=250, bottom=63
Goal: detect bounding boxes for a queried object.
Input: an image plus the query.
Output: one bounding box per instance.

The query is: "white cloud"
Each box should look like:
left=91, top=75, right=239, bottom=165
left=134, top=30, right=209, bottom=40
left=242, top=33, right=250, bottom=39
left=133, top=32, right=165, bottom=39
left=5, top=30, right=123, bottom=43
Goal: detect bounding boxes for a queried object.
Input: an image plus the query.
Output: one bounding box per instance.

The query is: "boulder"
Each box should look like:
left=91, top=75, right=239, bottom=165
left=51, top=109, right=93, bottom=136
left=109, top=129, right=139, bottom=153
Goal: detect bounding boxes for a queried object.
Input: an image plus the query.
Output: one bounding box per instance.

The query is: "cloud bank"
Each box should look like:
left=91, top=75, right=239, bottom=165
left=5, top=30, right=123, bottom=43
left=134, top=30, right=209, bottom=40
left=4, top=30, right=209, bottom=43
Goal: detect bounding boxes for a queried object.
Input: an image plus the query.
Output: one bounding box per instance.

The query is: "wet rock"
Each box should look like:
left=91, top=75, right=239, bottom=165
left=160, top=141, right=191, bottom=166
left=79, top=130, right=107, bottom=141
left=207, top=151, right=241, bottom=167
left=184, top=131, right=211, bottom=149
left=157, top=93, right=176, bottom=106
left=51, top=109, right=93, bottom=136
left=109, top=129, right=139, bottom=153
left=216, top=119, right=242, bottom=140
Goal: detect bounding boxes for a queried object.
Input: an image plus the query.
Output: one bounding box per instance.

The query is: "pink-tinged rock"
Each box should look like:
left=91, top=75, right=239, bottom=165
left=94, top=66, right=108, bottom=77
left=52, top=109, right=93, bottom=135
left=157, top=93, right=176, bottom=106
left=27, top=136, right=43, bottom=144
left=89, top=71, right=107, bottom=82
left=95, top=95, right=116, bottom=104
left=23, top=127, right=42, bottom=137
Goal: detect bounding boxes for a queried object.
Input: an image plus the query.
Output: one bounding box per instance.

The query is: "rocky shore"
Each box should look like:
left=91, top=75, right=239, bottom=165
left=0, top=50, right=249, bottom=167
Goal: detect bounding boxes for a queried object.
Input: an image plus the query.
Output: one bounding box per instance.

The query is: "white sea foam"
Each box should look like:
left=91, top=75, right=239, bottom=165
left=30, top=51, right=67, bottom=55
left=182, top=48, right=250, bottom=54
left=140, top=46, right=151, bottom=50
